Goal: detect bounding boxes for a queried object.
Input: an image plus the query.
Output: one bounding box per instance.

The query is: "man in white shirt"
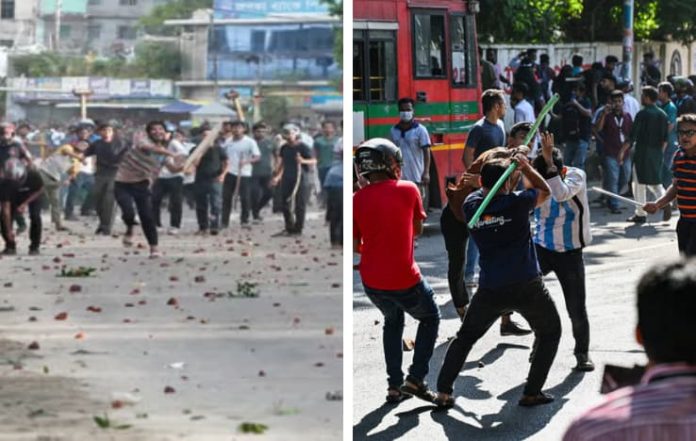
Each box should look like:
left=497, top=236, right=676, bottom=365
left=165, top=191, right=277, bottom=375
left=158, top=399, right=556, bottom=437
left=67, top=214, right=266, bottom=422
left=512, top=82, right=538, bottom=155
left=221, top=120, right=260, bottom=228
left=621, top=81, right=641, bottom=120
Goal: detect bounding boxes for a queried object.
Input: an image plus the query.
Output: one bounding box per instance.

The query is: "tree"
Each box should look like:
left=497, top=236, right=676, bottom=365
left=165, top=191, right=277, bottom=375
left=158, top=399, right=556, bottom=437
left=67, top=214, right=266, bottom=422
left=139, top=0, right=213, bottom=36
left=479, top=0, right=696, bottom=45
left=133, top=42, right=182, bottom=79
left=259, top=96, right=288, bottom=130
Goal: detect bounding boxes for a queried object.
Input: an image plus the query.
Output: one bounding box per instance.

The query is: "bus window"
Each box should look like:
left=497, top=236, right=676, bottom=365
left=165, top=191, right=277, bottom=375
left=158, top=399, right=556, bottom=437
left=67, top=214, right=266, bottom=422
left=354, top=29, right=397, bottom=102
left=413, top=12, right=446, bottom=78
left=450, top=15, right=477, bottom=88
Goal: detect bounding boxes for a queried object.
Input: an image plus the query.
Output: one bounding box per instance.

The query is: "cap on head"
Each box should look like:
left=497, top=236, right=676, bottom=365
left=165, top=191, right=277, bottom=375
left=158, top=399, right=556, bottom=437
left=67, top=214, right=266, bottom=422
left=354, top=137, right=403, bottom=178
left=282, top=123, right=300, bottom=135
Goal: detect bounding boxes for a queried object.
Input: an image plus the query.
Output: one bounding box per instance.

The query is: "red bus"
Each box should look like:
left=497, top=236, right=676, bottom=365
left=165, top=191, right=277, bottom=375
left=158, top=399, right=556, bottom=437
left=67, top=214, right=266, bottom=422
left=353, top=0, right=482, bottom=207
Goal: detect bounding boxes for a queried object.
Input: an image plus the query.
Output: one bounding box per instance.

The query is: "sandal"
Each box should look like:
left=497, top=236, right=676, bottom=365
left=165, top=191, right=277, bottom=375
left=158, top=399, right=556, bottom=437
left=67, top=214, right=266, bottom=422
left=400, top=379, right=437, bottom=403
left=518, top=392, right=554, bottom=407
left=385, top=387, right=411, bottom=404
left=433, top=394, right=455, bottom=409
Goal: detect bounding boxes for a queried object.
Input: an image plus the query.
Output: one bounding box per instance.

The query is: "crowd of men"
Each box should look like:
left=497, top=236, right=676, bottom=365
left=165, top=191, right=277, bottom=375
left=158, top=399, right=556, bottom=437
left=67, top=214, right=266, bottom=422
left=354, top=49, right=696, bottom=436
left=0, top=117, right=343, bottom=257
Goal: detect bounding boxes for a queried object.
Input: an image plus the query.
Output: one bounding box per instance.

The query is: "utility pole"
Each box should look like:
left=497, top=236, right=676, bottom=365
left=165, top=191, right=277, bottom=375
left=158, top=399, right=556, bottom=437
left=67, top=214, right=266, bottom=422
left=620, top=0, right=634, bottom=84
left=55, top=0, right=62, bottom=51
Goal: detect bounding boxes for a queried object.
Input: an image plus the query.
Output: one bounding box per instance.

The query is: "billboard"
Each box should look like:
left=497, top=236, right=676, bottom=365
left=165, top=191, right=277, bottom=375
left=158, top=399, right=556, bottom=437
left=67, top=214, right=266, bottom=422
left=9, top=77, right=174, bottom=102
left=214, top=0, right=328, bottom=18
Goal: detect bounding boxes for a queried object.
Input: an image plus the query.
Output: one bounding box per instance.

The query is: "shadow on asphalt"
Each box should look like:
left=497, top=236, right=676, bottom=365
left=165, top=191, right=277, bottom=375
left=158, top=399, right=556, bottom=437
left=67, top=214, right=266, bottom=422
left=429, top=371, right=584, bottom=440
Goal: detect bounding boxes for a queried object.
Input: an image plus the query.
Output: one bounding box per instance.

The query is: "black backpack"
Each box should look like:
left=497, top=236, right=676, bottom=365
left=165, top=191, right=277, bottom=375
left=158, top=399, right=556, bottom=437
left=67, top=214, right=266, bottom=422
left=561, top=102, right=581, bottom=141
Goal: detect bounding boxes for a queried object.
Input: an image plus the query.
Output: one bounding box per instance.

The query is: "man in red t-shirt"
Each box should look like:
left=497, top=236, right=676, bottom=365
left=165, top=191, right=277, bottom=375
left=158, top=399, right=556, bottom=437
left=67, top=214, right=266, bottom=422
left=353, top=138, right=440, bottom=404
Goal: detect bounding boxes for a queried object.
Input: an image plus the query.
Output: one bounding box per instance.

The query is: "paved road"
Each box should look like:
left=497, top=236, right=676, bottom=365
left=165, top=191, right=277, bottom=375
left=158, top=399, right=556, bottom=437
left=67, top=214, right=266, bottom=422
left=353, top=198, right=679, bottom=440
left=0, top=208, right=342, bottom=441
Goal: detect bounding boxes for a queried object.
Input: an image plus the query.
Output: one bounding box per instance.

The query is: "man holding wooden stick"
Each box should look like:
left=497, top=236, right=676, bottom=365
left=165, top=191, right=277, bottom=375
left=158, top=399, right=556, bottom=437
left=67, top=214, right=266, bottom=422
left=436, top=152, right=562, bottom=408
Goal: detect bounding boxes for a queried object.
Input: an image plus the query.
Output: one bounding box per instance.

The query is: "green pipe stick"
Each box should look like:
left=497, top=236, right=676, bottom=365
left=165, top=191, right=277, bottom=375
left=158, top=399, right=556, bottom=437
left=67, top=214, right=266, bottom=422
left=466, top=93, right=560, bottom=229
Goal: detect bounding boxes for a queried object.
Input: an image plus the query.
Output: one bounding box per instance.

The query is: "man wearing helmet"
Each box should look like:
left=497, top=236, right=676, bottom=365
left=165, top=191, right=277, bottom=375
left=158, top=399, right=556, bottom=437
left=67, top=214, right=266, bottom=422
left=270, top=124, right=316, bottom=236
left=353, top=138, right=440, bottom=404
left=0, top=158, right=44, bottom=255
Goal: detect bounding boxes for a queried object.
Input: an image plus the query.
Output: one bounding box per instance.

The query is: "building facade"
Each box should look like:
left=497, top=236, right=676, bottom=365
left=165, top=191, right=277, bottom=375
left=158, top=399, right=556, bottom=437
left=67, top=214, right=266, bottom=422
left=38, top=0, right=167, bottom=55
left=0, top=0, right=39, bottom=49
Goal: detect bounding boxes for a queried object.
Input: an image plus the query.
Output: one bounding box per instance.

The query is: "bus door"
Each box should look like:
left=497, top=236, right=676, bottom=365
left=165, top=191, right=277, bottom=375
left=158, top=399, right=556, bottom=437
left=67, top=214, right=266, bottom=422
left=353, top=24, right=398, bottom=141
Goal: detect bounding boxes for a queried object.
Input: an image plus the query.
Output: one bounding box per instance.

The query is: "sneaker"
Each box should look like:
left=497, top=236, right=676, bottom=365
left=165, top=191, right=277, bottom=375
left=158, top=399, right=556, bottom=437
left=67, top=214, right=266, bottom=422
left=56, top=225, right=69, bottom=232
left=64, top=214, right=78, bottom=221
left=2, top=248, right=17, bottom=256
left=662, top=205, right=672, bottom=222
left=574, top=353, right=595, bottom=372
left=271, top=230, right=292, bottom=237
left=501, top=320, right=533, bottom=336
left=241, top=222, right=251, bottom=229
left=168, top=228, right=180, bottom=236
left=252, top=217, right=263, bottom=224
left=28, top=248, right=40, bottom=256
left=210, top=229, right=219, bottom=236
left=627, top=215, right=647, bottom=224
left=195, top=230, right=208, bottom=236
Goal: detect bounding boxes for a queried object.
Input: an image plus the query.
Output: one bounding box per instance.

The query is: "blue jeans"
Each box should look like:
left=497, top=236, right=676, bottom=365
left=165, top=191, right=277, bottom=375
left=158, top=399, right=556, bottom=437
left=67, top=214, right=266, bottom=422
left=465, top=239, right=479, bottom=281
left=364, top=279, right=440, bottom=388
left=564, top=139, right=589, bottom=170
left=662, top=143, right=678, bottom=188
left=602, top=155, right=632, bottom=210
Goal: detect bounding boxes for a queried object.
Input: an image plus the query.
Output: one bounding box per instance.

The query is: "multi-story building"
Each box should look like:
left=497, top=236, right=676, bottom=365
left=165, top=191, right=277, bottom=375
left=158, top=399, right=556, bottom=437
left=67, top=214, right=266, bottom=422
left=0, top=0, right=40, bottom=49
left=38, top=0, right=168, bottom=55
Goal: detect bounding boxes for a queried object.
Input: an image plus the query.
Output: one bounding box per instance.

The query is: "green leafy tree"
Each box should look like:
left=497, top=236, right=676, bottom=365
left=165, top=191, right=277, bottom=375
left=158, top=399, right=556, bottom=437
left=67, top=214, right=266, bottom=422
left=259, top=96, right=288, bottom=130
left=133, top=42, right=182, bottom=79
left=480, top=0, right=696, bottom=44
left=139, top=0, right=213, bottom=36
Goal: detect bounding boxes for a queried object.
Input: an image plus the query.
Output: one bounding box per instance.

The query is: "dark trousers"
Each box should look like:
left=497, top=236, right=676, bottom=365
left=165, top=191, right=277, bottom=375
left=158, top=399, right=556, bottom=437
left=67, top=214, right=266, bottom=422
left=536, top=245, right=590, bottom=355
left=65, top=172, right=95, bottom=217
left=251, top=175, right=273, bottom=218
left=1, top=191, right=42, bottom=250
left=222, top=173, right=252, bottom=226
left=195, top=180, right=222, bottom=231
left=92, top=174, right=116, bottom=233
left=677, top=218, right=696, bottom=257
left=437, top=277, right=561, bottom=396
left=364, top=279, right=440, bottom=388
left=152, top=177, right=183, bottom=229
left=114, top=181, right=158, bottom=246
left=326, top=187, right=342, bottom=245
left=440, top=205, right=471, bottom=309
left=281, top=178, right=308, bottom=233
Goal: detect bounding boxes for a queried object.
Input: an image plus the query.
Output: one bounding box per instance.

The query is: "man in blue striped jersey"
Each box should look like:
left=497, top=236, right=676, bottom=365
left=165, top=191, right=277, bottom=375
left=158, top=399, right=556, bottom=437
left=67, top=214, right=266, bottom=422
left=531, top=132, right=594, bottom=372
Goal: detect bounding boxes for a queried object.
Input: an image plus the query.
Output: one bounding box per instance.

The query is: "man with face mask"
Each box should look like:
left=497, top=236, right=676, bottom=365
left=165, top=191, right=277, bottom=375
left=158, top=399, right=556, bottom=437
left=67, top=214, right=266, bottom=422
left=390, top=97, right=431, bottom=206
